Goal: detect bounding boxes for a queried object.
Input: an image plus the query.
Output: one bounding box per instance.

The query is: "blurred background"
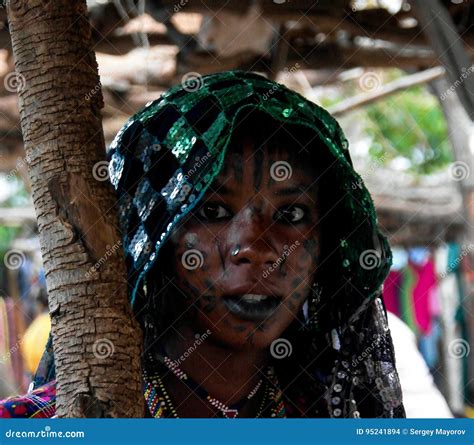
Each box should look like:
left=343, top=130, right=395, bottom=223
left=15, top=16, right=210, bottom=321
left=0, top=0, right=472, bottom=417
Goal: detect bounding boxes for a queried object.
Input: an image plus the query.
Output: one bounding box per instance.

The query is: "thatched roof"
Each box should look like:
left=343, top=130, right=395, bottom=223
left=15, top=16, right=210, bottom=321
left=359, top=165, right=464, bottom=245
left=0, top=0, right=472, bottom=167
left=0, top=0, right=471, bottom=244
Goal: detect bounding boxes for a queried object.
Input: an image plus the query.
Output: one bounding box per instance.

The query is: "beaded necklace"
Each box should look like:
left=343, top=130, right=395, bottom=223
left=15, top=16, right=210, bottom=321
left=142, top=353, right=286, bottom=418
left=163, top=355, right=262, bottom=418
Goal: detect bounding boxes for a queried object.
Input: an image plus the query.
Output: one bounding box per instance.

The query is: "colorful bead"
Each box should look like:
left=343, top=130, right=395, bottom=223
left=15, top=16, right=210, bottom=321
left=143, top=354, right=284, bottom=418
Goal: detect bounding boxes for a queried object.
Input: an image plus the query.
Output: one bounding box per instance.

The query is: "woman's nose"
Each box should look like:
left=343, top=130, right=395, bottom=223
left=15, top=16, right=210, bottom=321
left=229, top=221, right=279, bottom=267
left=230, top=241, right=279, bottom=266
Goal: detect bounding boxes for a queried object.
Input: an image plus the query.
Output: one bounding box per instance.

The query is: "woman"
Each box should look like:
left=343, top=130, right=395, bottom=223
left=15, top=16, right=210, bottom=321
left=0, top=70, right=404, bottom=418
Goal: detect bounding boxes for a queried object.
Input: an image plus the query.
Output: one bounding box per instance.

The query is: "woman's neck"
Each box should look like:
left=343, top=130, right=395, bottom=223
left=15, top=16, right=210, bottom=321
left=156, top=323, right=268, bottom=410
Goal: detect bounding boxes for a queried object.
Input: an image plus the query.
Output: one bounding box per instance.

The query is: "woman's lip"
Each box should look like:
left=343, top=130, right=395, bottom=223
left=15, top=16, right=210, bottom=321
left=222, top=287, right=282, bottom=301
left=222, top=295, right=281, bottom=322
left=224, top=293, right=276, bottom=301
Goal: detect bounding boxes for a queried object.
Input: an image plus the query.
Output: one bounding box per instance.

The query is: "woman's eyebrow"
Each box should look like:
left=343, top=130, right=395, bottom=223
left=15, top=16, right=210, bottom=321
left=273, top=185, right=311, bottom=196
left=207, top=183, right=314, bottom=196
left=208, top=182, right=233, bottom=196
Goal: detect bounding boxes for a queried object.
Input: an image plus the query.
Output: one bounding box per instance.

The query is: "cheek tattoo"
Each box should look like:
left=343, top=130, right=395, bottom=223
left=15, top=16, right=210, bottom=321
left=184, top=232, right=199, bottom=248
left=198, top=294, right=218, bottom=314
left=303, top=237, right=319, bottom=260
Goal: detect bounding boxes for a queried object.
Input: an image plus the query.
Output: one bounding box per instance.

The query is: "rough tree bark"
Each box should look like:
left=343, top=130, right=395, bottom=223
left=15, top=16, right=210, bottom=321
left=6, top=0, right=143, bottom=417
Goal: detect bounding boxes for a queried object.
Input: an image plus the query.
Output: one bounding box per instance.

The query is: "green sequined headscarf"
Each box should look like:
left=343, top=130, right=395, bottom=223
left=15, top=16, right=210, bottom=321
left=109, top=71, right=389, bottom=308
left=104, top=70, right=405, bottom=418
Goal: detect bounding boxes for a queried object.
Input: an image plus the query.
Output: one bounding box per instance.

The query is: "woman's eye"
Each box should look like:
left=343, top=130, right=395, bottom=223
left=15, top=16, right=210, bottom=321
left=197, top=203, right=231, bottom=221
left=274, top=205, right=307, bottom=223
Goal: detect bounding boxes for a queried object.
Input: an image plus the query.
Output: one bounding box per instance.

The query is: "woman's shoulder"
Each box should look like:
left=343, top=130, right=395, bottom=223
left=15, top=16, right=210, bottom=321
left=0, top=380, right=56, bottom=418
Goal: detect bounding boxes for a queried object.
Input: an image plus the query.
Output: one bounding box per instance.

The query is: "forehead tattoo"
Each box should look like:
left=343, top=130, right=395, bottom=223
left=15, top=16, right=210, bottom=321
left=253, top=148, right=264, bottom=192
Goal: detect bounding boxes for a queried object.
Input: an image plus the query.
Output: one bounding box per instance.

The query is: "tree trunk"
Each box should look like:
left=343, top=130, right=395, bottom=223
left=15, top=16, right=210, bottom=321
left=6, top=0, right=143, bottom=417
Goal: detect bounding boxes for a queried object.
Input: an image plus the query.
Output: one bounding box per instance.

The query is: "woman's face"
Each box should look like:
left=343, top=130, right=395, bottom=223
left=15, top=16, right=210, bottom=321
left=166, top=138, right=320, bottom=350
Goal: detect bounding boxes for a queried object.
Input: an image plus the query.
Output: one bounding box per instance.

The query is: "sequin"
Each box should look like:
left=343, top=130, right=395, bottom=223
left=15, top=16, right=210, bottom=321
left=365, top=359, right=376, bottom=378
left=108, top=152, right=125, bottom=190
left=161, top=170, right=192, bottom=212
left=133, top=179, right=159, bottom=221
left=331, top=329, right=341, bottom=350
left=374, top=297, right=389, bottom=332
left=165, top=117, right=198, bottom=163
left=215, top=83, right=252, bottom=108
left=333, top=384, right=342, bottom=393
left=130, top=225, right=149, bottom=263
left=202, top=113, right=228, bottom=153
